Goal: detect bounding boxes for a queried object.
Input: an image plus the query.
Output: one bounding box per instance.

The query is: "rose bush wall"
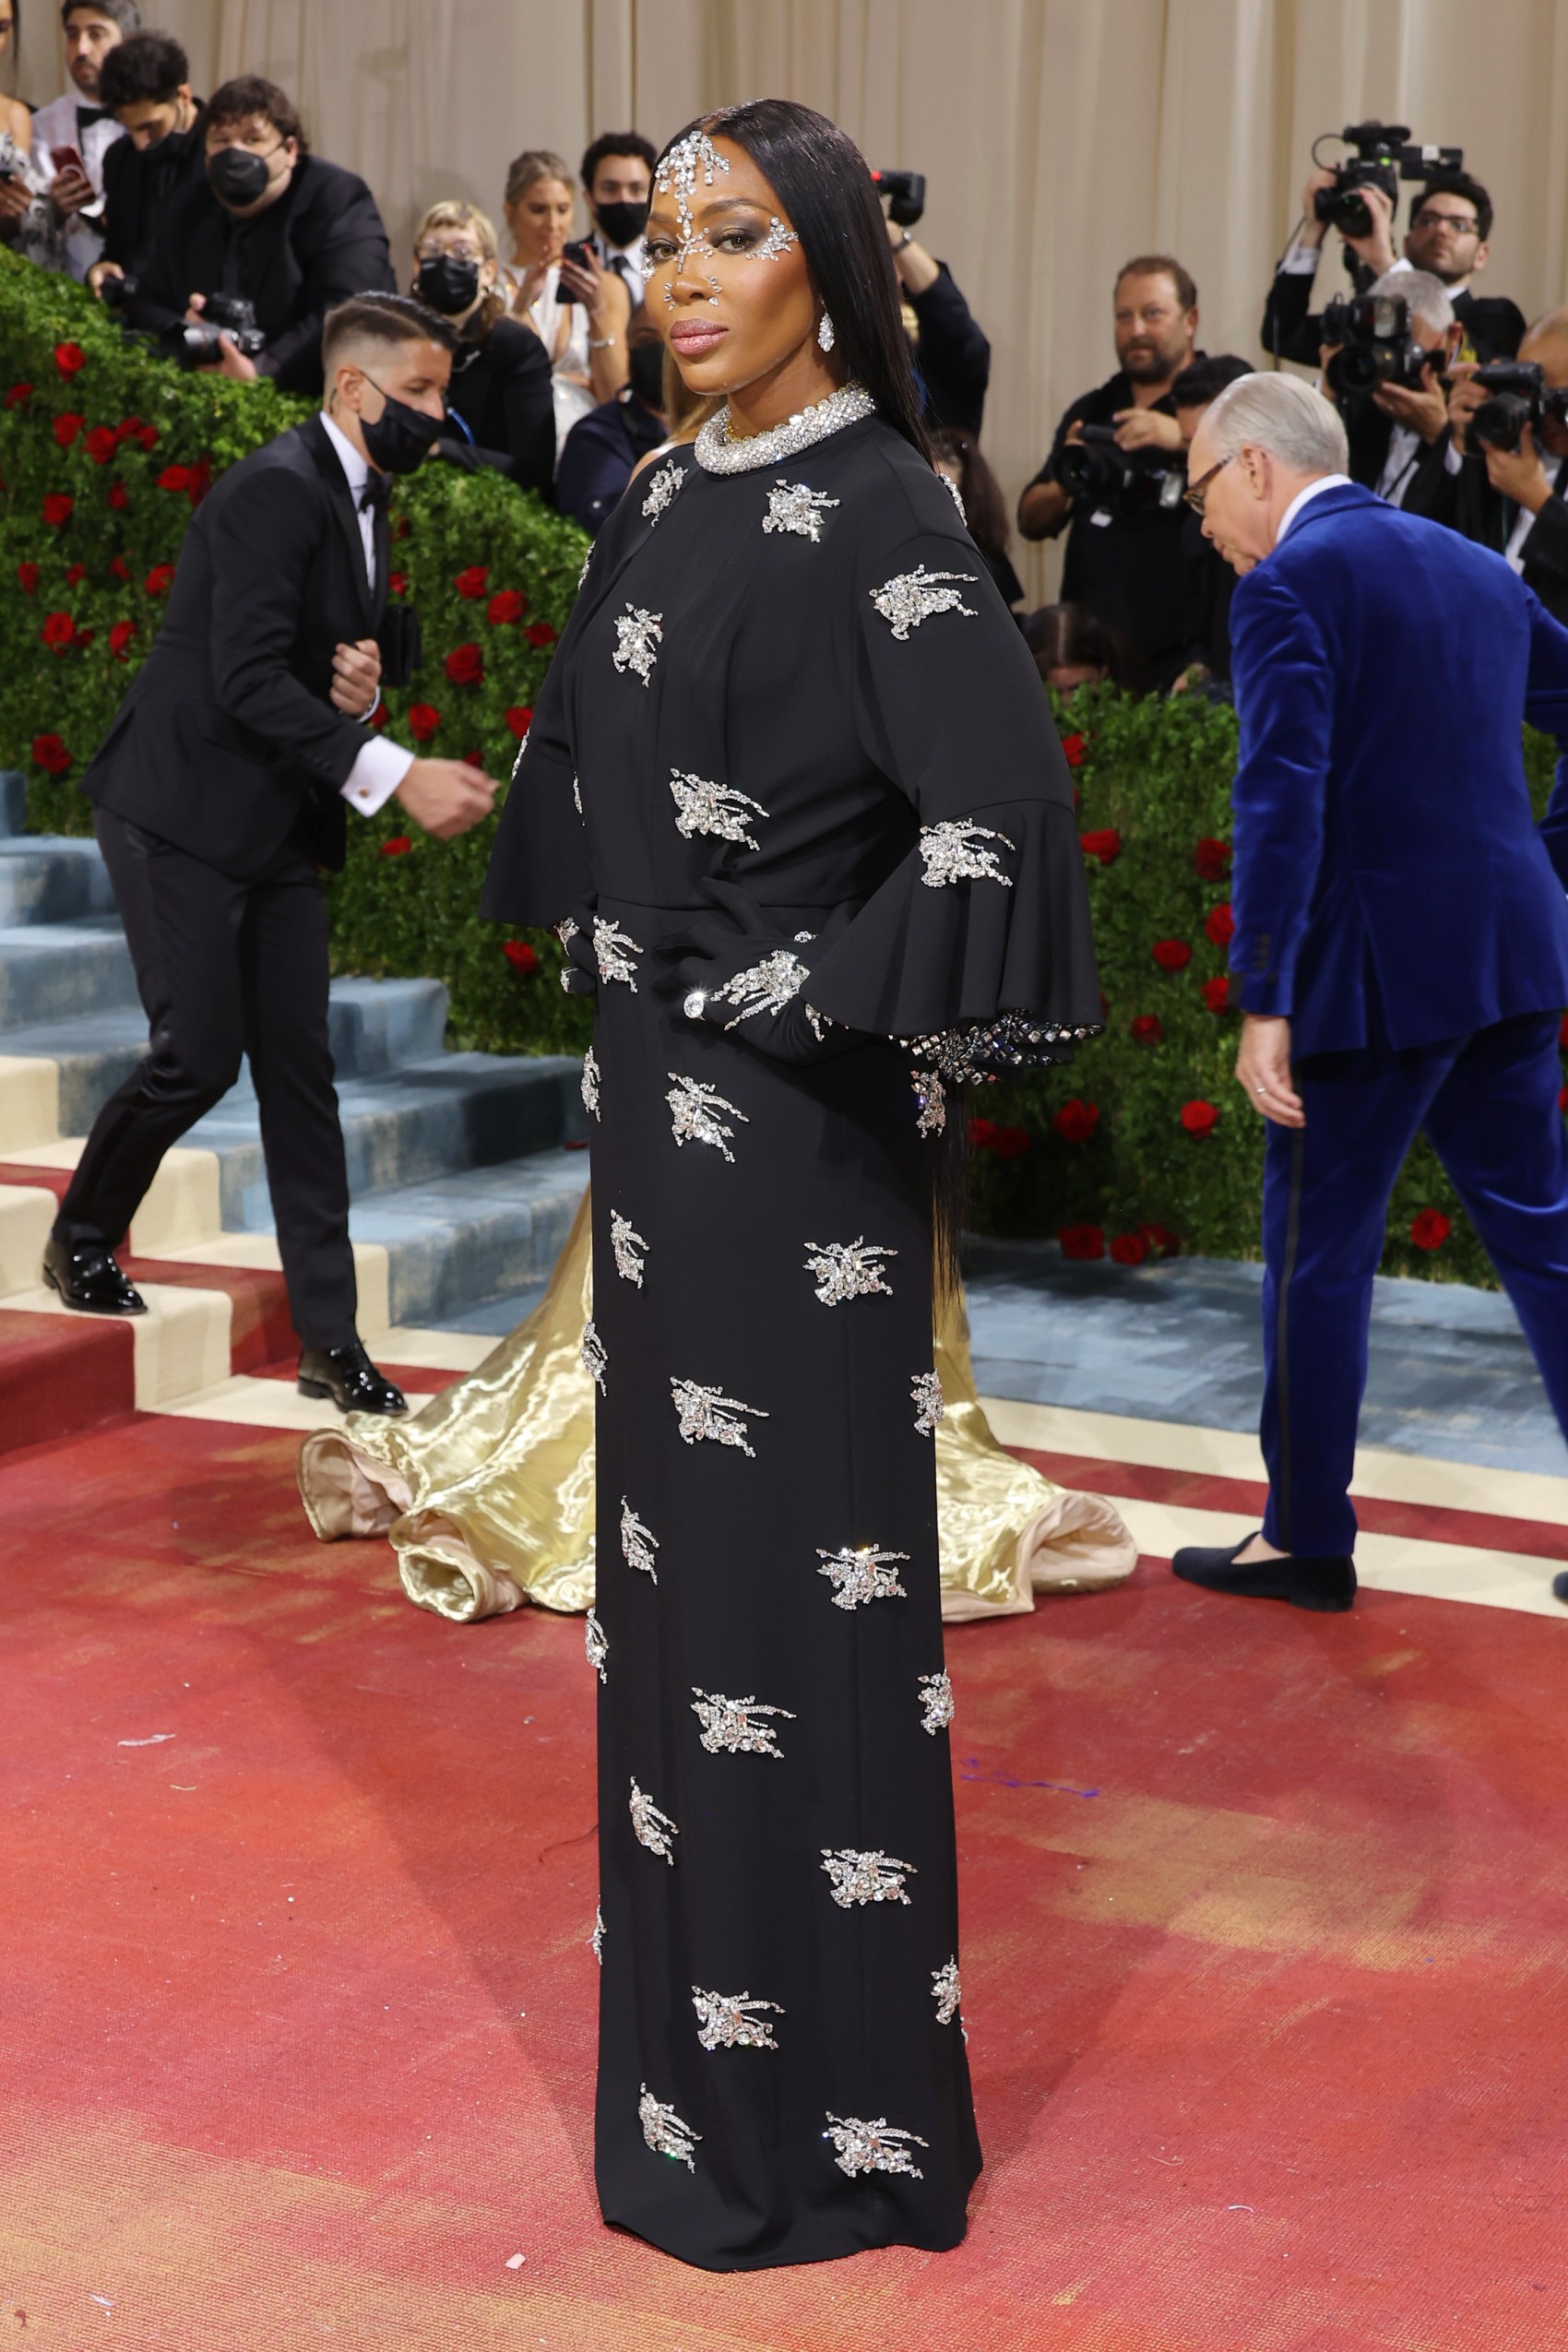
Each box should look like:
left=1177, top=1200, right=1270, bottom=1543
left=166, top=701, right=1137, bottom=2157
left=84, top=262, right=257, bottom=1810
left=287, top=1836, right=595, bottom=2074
left=3, top=251, right=1561, bottom=1282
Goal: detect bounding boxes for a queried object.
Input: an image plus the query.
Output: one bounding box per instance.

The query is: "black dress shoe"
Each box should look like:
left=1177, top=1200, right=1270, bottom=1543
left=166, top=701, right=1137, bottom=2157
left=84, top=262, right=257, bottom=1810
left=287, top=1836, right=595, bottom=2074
left=1172, top=1532, right=1356, bottom=1612
left=1553, top=1572, right=1568, bottom=1606
left=298, top=1340, right=407, bottom=1416
left=42, top=1234, right=146, bottom=1315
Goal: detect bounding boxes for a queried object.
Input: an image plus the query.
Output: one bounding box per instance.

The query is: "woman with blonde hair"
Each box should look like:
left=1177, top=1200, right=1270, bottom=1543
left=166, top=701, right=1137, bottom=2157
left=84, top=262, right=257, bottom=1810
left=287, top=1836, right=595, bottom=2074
left=410, top=196, right=553, bottom=494
left=500, top=146, right=630, bottom=455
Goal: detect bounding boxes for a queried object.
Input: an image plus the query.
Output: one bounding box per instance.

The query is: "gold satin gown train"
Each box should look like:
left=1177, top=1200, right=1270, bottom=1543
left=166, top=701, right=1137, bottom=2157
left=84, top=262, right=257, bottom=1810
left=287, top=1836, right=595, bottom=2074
left=298, top=1190, right=1136, bottom=1622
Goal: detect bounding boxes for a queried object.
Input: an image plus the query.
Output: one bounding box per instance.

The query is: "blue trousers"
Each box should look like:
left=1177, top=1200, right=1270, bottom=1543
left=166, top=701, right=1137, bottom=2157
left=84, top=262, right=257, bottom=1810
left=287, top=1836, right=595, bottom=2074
left=1260, top=1010, right=1568, bottom=1557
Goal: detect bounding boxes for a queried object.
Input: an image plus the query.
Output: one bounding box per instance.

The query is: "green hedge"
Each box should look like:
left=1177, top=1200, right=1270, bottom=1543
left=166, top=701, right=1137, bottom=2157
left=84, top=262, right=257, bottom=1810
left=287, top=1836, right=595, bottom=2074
left=3, top=248, right=1561, bottom=1280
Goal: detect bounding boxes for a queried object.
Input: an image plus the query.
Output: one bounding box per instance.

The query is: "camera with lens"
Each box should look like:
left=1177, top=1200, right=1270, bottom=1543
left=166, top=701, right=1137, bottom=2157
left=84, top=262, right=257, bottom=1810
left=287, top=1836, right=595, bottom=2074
left=1312, top=121, right=1463, bottom=242
left=1058, top=424, right=1184, bottom=515
left=1322, top=293, right=1441, bottom=400
left=871, top=169, right=925, bottom=228
left=98, top=271, right=136, bottom=312
left=172, top=291, right=267, bottom=368
left=1467, top=361, right=1568, bottom=456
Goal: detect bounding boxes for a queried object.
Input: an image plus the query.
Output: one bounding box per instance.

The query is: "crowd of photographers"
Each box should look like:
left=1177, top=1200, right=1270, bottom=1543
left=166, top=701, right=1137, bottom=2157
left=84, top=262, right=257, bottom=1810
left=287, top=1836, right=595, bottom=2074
left=5, top=3, right=1566, bottom=693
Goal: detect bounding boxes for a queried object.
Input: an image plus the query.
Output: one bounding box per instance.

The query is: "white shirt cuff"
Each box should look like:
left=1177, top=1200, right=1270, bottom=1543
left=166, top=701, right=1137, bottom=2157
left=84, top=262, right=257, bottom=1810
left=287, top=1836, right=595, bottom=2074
left=1278, top=243, right=1321, bottom=276
left=1444, top=439, right=1464, bottom=477
left=341, top=735, right=415, bottom=818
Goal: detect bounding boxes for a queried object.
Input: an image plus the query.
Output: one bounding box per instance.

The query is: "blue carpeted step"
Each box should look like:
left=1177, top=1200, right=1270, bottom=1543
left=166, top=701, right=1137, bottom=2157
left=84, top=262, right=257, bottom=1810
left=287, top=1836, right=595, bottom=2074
left=0, top=837, right=120, bottom=927
left=0, top=917, right=139, bottom=1032
left=352, top=1152, right=589, bottom=1326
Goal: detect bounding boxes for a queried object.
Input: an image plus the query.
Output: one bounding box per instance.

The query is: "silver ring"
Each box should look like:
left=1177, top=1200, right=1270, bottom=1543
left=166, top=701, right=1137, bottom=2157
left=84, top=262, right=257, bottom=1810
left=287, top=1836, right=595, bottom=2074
left=1254, top=1083, right=1269, bottom=1095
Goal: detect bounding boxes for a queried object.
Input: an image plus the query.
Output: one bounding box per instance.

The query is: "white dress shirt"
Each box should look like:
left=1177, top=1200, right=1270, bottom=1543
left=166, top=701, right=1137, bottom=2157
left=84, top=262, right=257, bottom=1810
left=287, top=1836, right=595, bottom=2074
left=1505, top=455, right=1568, bottom=573
left=1276, top=472, right=1354, bottom=544
left=1374, top=421, right=1423, bottom=506
left=589, top=226, right=648, bottom=307
left=29, top=91, right=123, bottom=280
left=319, top=413, right=416, bottom=818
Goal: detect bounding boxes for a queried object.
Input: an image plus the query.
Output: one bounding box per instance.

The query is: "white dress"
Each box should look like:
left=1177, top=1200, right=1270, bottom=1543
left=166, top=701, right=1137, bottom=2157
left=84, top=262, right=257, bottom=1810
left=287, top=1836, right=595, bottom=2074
left=500, top=260, right=596, bottom=457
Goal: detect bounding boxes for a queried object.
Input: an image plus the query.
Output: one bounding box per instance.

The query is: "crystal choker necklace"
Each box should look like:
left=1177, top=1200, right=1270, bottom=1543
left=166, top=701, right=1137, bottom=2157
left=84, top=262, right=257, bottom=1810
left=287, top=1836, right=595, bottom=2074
left=694, top=383, right=875, bottom=475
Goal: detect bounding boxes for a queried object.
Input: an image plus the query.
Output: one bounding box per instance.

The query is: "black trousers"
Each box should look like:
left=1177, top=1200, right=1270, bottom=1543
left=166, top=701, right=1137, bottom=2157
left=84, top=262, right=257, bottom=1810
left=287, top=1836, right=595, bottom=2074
left=57, top=807, right=358, bottom=1349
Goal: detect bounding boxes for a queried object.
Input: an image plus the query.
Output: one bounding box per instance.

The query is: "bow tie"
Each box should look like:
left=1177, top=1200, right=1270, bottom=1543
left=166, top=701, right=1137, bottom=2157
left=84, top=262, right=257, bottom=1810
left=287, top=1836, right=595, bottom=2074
left=76, top=105, right=112, bottom=130
left=358, top=473, right=389, bottom=514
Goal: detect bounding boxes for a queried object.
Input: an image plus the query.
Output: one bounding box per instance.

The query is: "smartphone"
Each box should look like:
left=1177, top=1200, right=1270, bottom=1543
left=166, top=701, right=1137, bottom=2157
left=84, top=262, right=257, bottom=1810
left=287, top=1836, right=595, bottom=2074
left=51, top=144, right=89, bottom=178
left=557, top=238, right=593, bottom=310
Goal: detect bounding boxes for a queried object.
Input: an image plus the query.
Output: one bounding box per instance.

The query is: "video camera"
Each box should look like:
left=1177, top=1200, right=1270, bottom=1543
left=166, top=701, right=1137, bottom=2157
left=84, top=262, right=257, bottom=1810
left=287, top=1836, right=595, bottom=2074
left=1057, top=424, right=1184, bottom=515
left=1467, top=362, right=1568, bottom=455
left=1312, top=121, right=1463, bottom=242
left=1322, top=293, right=1440, bottom=399
left=871, top=170, right=925, bottom=228
left=171, top=291, right=267, bottom=369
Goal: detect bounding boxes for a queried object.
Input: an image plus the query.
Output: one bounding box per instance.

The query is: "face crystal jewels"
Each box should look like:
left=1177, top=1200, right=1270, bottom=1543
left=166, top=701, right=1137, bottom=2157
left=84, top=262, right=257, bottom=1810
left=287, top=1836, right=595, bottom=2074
left=593, top=914, right=644, bottom=989
left=639, top=2083, right=701, bottom=2169
left=871, top=563, right=980, bottom=640
left=753, top=214, right=799, bottom=261
left=621, top=1497, right=659, bottom=1581
left=629, top=1778, right=678, bottom=1864
left=668, top=767, right=769, bottom=852
left=612, top=601, right=663, bottom=684
left=918, top=1668, right=955, bottom=1735
left=584, top=1608, right=607, bottom=1682
left=653, top=126, right=730, bottom=242
left=581, top=1319, right=608, bottom=1395
left=823, top=2112, right=929, bottom=2180
left=911, top=1369, right=945, bottom=1434
left=641, top=458, right=683, bottom=527
left=917, top=819, right=1016, bottom=890
left=581, top=1044, right=600, bottom=1118
left=912, top=1068, right=946, bottom=1137
left=611, top=1209, right=648, bottom=1287
left=762, top=478, right=840, bottom=540
left=932, top=1957, right=961, bottom=2025
left=820, top=1847, right=917, bottom=1907
left=665, top=1072, right=748, bottom=1161
left=692, top=1985, right=785, bottom=2052
left=694, top=383, right=876, bottom=476
left=670, top=1376, right=768, bottom=1456
left=803, top=1236, right=897, bottom=1306
left=816, top=1543, right=910, bottom=1610
left=690, top=1685, right=796, bottom=1758
left=710, top=950, right=809, bottom=1028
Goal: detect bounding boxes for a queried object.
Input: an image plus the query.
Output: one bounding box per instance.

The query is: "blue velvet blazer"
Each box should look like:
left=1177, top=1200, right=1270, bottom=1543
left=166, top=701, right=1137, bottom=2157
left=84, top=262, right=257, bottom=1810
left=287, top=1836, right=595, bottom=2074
left=1227, top=480, right=1568, bottom=1058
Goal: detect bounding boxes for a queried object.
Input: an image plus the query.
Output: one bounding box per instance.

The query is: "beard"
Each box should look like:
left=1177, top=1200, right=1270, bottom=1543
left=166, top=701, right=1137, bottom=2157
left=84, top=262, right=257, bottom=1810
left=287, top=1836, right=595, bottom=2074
left=1123, top=341, right=1177, bottom=382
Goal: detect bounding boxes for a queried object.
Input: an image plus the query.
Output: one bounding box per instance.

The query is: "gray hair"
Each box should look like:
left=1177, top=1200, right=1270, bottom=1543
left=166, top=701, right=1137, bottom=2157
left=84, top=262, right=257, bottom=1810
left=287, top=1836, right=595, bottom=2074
left=1202, top=371, right=1348, bottom=476
left=1368, top=267, right=1454, bottom=335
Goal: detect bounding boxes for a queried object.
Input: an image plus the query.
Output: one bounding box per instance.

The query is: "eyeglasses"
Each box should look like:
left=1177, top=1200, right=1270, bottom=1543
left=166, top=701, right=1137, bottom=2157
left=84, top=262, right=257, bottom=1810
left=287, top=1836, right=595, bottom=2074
left=1410, top=210, right=1478, bottom=234
left=1183, top=452, right=1234, bottom=514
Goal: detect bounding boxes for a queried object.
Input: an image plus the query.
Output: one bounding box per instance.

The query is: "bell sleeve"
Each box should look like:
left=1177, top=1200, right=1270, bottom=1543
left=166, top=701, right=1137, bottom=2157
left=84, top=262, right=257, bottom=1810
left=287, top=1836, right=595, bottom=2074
left=480, top=563, right=592, bottom=928
left=801, top=499, right=1101, bottom=1082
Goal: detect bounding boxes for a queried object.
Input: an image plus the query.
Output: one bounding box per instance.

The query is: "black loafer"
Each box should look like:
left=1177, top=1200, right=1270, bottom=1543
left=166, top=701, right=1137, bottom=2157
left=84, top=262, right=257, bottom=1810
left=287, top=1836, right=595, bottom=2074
left=1172, top=1532, right=1356, bottom=1612
left=298, top=1340, right=407, bottom=1416
left=42, top=1234, right=146, bottom=1315
left=1553, top=1572, right=1568, bottom=1606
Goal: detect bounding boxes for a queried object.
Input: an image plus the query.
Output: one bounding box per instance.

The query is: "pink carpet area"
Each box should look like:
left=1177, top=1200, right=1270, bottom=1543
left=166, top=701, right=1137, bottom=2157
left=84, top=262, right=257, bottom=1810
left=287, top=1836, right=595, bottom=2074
left=2, top=1408, right=1566, bottom=2350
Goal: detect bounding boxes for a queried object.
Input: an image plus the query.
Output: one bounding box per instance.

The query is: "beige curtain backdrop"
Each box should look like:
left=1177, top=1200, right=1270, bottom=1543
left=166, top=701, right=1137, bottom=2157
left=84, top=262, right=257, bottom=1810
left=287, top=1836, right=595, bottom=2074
left=30, top=1, right=1568, bottom=597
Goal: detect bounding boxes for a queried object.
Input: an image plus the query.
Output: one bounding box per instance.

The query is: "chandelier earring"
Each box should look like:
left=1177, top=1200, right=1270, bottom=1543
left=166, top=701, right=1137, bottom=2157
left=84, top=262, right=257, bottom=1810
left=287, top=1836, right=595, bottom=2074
left=817, top=310, right=836, bottom=354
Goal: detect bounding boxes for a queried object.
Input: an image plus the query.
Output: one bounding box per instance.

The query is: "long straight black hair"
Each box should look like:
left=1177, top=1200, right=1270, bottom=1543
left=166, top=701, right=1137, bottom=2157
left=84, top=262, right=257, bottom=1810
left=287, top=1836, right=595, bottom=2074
left=655, top=100, right=933, bottom=469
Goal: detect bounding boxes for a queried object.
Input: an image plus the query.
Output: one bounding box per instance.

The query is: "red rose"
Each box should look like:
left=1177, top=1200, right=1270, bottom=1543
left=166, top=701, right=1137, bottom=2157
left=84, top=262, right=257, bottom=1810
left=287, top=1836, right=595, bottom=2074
left=31, top=733, right=72, bottom=776
left=53, top=411, right=84, bottom=447
left=1110, top=1232, right=1148, bottom=1266
left=992, top=1124, right=1031, bottom=1160
left=53, top=341, right=87, bottom=377
left=135, top=422, right=159, bottom=451
left=42, top=493, right=74, bottom=527
left=1151, top=938, right=1191, bottom=972
left=107, top=556, right=130, bottom=580
left=524, top=619, right=559, bottom=648
left=408, top=702, right=441, bottom=742
left=1181, top=1099, right=1218, bottom=1136
left=65, top=563, right=86, bottom=586
left=1561, top=1086, right=1568, bottom=1114
left=503, top=939, right=540, bottom=975
left=444, top=642, right=484, bottom=686
left=487, top=588, right=527, bottom=625
left=367, top=700, right=388, bottom=731
left=114, top=416, right=140, bottom=444
left=144, top=563, right=176, bottom=596
left=85, top=425, right=119, bottom=466
left=157, top=463, right=193, bottom=493
left=1058, top=1224, right=1105, bottom=1261
left=397, top=515, right=411, bottom=539
left=1205, top=902, right=1236, bottom=946
left=41, top=611, right=76, bottom=651
left=1079, top=827, right=1121, bottom=865
left=1051, top=1098, right=1100, bottom=1145
left=379, top=835, right=412, bottom=857
left=16, top=563, right=39, bottom=594
left=109, top=619, right=138, bottom=660
left=454, top=564, right=489, bottom=599
left=1140, top=1223, right=1181, bottom=1257
left=1409, top=1208, right=1452, bottom=1252
left=106, top=480, right=128, bottom=509
left=1194, top=836, right=1232, bottom=881
left=505, top=706, right=534, bottom=739
left=5, top=382, right=34, bottom=409
left=1201, top=975, right=1230, bottom=1012
left=967, top=1116, right=999, bottom=1151
left=1060, top=731, right=1087, bottom=767
left=388, top=571, right=408, bottom=598
left=1559, top=1013, right=1568, bottom=1051
left=1130, top=1013, right=1163, bottom=1043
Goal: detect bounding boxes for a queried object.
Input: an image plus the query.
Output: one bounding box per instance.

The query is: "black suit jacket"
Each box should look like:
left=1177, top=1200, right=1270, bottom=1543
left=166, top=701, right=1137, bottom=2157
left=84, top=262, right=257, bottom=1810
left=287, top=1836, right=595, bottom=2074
left=128, top=153, right=396, bottom=395
left=101, top=107, right=208, bottom=277
left=440, top=315, right=555, bottom=494
left=908, top=261, right=991, bottom=437
left=1262, top=258, right=1526, bottom=368
left=82, top=416, right=401, bottom=878
left=1341, top=400, right=1459, bottom=524
left=1454, top=452, right=1568, bottom=626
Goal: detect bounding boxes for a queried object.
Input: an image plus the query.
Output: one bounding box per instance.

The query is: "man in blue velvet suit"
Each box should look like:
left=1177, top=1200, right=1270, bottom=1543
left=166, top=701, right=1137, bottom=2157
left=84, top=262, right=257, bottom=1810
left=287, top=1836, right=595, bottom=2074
left=1173, top=371, right=1568, bottom=1611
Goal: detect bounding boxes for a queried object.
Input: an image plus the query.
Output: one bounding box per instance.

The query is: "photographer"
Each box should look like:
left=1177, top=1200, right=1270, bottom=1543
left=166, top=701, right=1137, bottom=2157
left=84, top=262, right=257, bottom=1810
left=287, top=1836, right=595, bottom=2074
left=886, top=216, right=991, bottom=437
left=1447, top=310, right=1568, bottom=626
left=1018, top=255, right=1198, bottom=685
left=1264, top=159, right=1523, bottom=368
left=127, top=74, right=395, bottom=394
left=89, top=32, right=204, bottom=301
left=1321, top=269, right=1460, bottom=517
left=410, top=199, right=553, bottom=495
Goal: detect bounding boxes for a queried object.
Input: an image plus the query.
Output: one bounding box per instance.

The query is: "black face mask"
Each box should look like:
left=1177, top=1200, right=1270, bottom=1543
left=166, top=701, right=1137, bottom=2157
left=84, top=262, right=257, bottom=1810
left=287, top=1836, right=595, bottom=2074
left=207, top=143, right=275, bottom=209
left=594, top=198, right=648, bottom=249
left=626, top=339, right=666, bottom=411
left=414, top=254, right=481, bottom=315
left=360, top=379, right=438, bottom=476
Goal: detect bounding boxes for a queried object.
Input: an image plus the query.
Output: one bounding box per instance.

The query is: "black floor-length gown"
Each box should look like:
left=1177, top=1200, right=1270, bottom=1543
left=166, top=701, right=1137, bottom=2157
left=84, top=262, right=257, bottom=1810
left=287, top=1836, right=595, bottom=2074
left=482, top=388, right=1099, bottom=2270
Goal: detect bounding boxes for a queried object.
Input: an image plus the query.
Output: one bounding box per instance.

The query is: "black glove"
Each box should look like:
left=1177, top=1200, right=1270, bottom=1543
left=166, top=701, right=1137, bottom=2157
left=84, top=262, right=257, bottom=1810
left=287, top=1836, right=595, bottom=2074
left=655, top=882, right=863, bottom=1066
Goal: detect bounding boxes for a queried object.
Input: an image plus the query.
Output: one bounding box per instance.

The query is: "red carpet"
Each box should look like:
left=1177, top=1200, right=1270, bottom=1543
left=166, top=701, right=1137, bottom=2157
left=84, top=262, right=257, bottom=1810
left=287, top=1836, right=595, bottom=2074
left=2, top=1413, right=1566, bottom=2350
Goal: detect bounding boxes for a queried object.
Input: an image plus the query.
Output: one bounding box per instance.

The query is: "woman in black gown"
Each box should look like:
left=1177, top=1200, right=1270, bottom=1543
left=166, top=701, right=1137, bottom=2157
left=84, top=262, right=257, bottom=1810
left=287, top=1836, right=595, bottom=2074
left=481, top=100, right=1099, bottom=2272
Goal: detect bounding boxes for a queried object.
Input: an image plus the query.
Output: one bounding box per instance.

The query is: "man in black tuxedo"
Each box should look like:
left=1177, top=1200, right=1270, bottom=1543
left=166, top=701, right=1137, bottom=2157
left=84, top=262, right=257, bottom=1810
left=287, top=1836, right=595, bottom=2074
left=1447, top=309, right=1568, bottom=628
left=91, top=30, right=207, bottom=301
left=46, top=293, right=499, bottom=1414
left=1322, top=267, right=1462, bottom=524
left=127, top=72, right=394, bottom=396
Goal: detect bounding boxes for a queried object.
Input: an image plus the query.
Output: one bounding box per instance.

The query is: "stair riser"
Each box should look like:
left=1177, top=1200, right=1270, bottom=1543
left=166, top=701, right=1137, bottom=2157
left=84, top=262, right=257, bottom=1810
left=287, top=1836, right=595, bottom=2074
left=384, top=1186, right=585, bottom=1326
left=0, top=935, right=140, bottom=1031
left=0, top=846, right=119, bottom=928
